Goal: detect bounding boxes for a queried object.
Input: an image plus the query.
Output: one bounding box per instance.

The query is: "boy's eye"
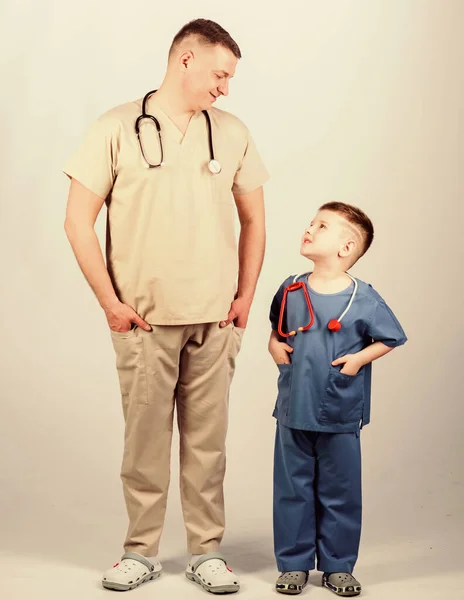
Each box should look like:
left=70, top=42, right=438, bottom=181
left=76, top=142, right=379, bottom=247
left=320, top=224, right=326, bottom=229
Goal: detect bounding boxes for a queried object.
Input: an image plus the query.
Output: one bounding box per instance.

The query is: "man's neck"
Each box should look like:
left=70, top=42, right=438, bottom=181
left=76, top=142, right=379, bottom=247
left=152, top=80, right=195, bottom=119
left=149, top=81, right=196, bottom=136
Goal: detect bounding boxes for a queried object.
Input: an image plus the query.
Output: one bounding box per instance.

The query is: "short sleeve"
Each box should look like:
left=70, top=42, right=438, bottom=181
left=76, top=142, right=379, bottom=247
left=232, top=129, right=270, bottom=195
left=62, top=116, right=118, bottom=199
left=366, top=296, right=407, bottom=348
left=269, top=277, right=293, bottom=334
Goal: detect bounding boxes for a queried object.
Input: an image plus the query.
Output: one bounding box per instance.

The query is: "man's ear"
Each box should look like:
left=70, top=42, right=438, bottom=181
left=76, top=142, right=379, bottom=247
left=180, top=50, right=194, bottom=70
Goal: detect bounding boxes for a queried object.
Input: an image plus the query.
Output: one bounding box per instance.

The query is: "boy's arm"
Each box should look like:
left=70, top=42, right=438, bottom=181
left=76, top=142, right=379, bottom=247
left=332, top=292, right=407, bottom=376
left=332, top=341, right=393, bottom=375
left=353, top=341, right=394, bottom=365
left=268, top=278, right=295, bottom=364
left=268, top=329, right=294, bottom=364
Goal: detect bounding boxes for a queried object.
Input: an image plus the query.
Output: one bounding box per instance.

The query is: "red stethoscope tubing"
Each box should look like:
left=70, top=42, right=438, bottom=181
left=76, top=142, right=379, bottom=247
left=277, top=274, right=357, bottom=337
left=278, top=282, right=315, bottom=337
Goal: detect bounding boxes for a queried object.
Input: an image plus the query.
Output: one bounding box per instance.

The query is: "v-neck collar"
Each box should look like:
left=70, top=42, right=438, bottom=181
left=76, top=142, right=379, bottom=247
left=147, top=96, right=201, bottom=145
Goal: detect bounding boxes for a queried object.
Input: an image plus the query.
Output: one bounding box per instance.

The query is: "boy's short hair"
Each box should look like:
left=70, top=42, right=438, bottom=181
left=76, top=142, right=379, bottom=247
left=319, top=201, right=374, bottom=260
left=170, top=19, right=241, bottom=59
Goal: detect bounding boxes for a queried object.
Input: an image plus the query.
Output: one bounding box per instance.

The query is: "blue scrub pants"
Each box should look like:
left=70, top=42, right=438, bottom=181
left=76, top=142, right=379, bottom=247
left=273, top=422, right=362, bottom=573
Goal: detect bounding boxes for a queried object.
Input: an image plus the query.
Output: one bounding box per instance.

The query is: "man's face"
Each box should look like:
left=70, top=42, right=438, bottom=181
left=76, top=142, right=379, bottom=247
left=300, top=210, right=355, bottom=261
left=182, top=44, right=238, bottom=111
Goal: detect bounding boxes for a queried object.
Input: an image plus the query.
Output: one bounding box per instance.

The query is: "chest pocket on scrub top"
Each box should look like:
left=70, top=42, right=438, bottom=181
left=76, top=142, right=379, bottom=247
left=210, top=163, right=236, bottom=205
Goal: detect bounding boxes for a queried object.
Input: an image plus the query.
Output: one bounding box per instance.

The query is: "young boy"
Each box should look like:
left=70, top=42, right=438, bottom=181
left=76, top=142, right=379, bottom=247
left=268, top=202, right=407, bottom=596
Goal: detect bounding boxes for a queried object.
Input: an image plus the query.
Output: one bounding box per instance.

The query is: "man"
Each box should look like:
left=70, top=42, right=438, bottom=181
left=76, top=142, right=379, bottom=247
left=63, top=18, right=268, bottom=594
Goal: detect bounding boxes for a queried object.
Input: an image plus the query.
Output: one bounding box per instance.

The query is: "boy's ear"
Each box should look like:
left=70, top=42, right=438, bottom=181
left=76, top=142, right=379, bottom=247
left=338, top=239, right=356, bottom=258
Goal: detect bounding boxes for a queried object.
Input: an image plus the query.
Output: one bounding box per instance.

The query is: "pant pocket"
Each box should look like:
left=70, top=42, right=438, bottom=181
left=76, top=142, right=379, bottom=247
left=319, top=367, right=364, bottom=424
left=227, top=324, right=245, bottom=384
left=227, top=324, right=245, bottom=362
left=231, top=325, right=245, bottom=356
left=110, top=329, right=148, bottom=405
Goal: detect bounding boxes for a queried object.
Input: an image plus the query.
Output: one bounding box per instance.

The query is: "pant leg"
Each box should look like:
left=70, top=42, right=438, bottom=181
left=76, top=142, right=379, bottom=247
left=273, top=423, right=318, bottom=572
left=315, top=432, right=362, bottom=573
left=110, top=325, right=187, bottom=557
left=176, top=323, right=244, bottom=554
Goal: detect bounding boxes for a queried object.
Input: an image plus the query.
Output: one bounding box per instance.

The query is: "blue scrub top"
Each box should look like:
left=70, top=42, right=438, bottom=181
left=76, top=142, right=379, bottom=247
left=269, top=273, right=407, bottom=433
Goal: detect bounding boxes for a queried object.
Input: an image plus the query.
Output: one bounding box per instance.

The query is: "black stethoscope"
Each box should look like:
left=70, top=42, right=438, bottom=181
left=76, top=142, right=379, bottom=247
left=135, top=89, right=222, bottom=174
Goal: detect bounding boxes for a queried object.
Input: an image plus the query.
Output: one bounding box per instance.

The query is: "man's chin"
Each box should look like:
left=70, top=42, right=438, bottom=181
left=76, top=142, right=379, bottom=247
left=197, top=100, right=214, bottom=111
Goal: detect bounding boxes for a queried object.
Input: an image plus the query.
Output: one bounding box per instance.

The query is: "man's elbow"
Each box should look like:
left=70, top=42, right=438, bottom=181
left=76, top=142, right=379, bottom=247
left=241, top=214, right=266, bottom=230
left=64, top=216, right=77, bottom=241
left=64, top=216, right=88, bottom=242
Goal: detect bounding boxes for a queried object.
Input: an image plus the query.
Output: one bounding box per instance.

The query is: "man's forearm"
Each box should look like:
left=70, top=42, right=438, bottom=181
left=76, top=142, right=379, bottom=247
left=236, top=219, right=266, bottom=302
left=64, top=222, right=119, bottom=310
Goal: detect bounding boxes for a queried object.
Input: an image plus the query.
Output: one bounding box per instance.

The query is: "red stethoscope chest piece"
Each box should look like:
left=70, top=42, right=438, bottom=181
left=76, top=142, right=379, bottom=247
left=327, top=319, right=342, bottom=332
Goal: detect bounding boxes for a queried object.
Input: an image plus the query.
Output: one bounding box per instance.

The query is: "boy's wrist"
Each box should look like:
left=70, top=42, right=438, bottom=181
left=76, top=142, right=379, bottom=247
left=353, top=342, right=393, bottom=369
left=352, top=352, right=368, bottom=369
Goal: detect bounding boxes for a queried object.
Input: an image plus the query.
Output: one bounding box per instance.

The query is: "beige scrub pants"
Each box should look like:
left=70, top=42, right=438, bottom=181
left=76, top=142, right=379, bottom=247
left=110, top=322, right=244, bottom=557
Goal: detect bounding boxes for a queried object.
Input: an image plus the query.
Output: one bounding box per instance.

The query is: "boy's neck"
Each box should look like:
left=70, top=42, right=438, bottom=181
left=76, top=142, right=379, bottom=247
left=307, top=265, right=352, bottom=293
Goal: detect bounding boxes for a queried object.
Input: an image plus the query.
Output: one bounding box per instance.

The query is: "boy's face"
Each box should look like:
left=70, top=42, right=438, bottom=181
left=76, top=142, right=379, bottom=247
left=300, top=210, right=357, bottom=262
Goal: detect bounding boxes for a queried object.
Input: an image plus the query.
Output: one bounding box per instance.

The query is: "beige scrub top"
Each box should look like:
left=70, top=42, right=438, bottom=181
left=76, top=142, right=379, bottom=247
left=63, top=95, right=270, bottom=325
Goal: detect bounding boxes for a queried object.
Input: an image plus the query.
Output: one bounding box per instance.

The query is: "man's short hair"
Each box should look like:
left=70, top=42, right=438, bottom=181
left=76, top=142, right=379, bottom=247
left=170, top=18, right=241, bottom=59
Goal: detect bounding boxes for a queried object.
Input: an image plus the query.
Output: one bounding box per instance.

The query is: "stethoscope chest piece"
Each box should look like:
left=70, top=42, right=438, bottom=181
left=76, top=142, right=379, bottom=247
left=208, top=159, right=222, bottom=175
left=327, top=319, right=342, bottom=332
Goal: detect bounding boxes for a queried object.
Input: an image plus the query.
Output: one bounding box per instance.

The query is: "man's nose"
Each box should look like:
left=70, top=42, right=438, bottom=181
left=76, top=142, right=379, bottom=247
left=218, top=81, right=229, bottom=97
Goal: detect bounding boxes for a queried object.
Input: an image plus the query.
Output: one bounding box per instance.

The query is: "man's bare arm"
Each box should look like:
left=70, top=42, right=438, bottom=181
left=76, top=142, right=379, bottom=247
left=64, top=178, right=150, bottom=331
left=220, top=185, right=266, bottom=328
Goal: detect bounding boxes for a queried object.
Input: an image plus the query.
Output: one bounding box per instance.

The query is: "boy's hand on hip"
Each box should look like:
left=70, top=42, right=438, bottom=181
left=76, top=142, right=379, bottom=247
left=332, top=354, right=362, bottom=376
left=268, top=336, right=293, bottom=365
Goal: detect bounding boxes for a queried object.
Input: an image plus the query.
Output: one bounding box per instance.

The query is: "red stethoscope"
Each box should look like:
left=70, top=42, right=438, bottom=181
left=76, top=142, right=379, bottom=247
left=277, top=273, right=358, bottom=337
